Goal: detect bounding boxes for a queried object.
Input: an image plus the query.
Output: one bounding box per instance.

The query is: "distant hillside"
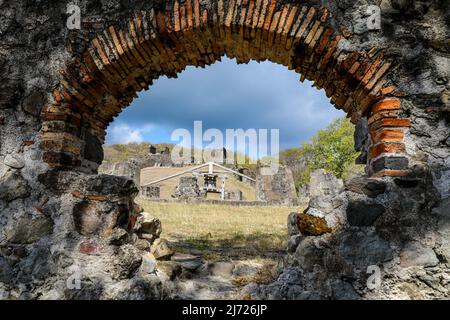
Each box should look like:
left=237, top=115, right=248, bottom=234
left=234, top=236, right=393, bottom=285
left=280, top=117, right=365, bottom=188
left=103, top=142, right=174, bottom=164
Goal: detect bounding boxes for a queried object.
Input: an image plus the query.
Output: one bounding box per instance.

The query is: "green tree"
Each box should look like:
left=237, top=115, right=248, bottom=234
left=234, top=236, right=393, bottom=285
left=299, top=117, right=359, bottom=182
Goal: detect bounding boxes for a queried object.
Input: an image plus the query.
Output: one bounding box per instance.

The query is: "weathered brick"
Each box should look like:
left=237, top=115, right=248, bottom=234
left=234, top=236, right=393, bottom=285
left=372, top=169, right=409, bottom=178
left=174, top=1, right=181, bottom=32
left=251, top=0, right=263, bottom=35
left=186, top=0, right=194, bottom=30
left=319, top=35, right=340, bottom=70
left=79, top=240, right=101, bottom=255
left=368, top=110, right=400, bottom=125
left=369, top=118, right=411, bottom=132
left=295, top=7, right=315, bottom=40
left=87, top=194, right=108, bottom=201
left=53, top=89, right=62, bottom=102
left=315, top=27, right=333, bottom=53
left=268, top=11, right=281, bottom=43
left=320, top=7, right=329, bottom=22
left=371, top=142, right=406, bottom=159
left=180, top=5, right=187, bottom=30
left=371, top=99, right=401, bottom=114
left=305, top=20, right=321, bottom=45
left=366, top=61, right=391, bottom=91
left=194, top=0, right=200, bottom=29
left=381, top=85, right=397, bottom=96
left=361, top=54, right=384, bottom=85
left=42, top=151, right=81, bottom=168
left=371, top=128, right=405, bottom=143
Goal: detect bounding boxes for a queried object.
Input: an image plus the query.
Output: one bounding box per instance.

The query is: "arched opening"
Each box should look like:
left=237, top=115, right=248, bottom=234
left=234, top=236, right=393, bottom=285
left=1, top=0, right=448, bottom=301
left=40, top=1, right=411, bottom=179
left=99, top=56, right=347, bottom=189
left=95, top=57, right=352, bottom=286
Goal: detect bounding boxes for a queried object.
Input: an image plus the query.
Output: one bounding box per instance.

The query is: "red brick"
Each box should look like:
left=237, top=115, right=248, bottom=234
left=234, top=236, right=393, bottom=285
left=174, top=1, right=181, bottom=31
left=202, top=9, right=208, bottom=26
left=79, top=241, right=101, bottom=255
left=194, top=0, right=200, bottom=29
left=252, top=0, right=264, bottom=31
left=305, top=20, right=321, bottom=44
left=156, top=11, right=167, bottom=34
left=371, top=129, right=405, bottom=143
left=180, top=5, right=186, bottom=30
left=369, top=118, right=411, bottom=132
left=186, top=0, right=194, bottom=29
left=71, top=191, right=83, bottom=198
left=372, top=169, right=408, bottom=178
left=53, top=89, right=63, bottom=102
left=91, top=38, right=110, bottom=67
left=371, top=99, right=401, bottom=114
left=320, top=8, right=329, bottom=22
left=366, top=62, right=391, bottom=91
left=361, top=55, right=384, bottom=85
left=316, top=27, right=333, bottom=53
left=295, top=7, right=316, bottom=39
left=368, top=110, right=400, bottom=125
left=87, top=194, right=108, bottom=201
left=319, top=35, right=340, bottom=70
left=370, top=142, right=405, bottom=159
left=381, top=85, right=397, bottom=96
left=276, top=5, right=290, bottom=35
left=263, top=0, right=277, bottom=32
left=245, top=0, right=255, bottom=35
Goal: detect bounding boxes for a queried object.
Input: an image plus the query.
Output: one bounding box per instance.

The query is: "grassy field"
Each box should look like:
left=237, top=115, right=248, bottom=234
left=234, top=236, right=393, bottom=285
left=137, top=199, right=302, bottom=261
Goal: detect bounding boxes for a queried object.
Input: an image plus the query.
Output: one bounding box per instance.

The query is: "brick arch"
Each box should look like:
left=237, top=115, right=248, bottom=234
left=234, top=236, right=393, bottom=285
left=40, top=0, right=411, bottom=177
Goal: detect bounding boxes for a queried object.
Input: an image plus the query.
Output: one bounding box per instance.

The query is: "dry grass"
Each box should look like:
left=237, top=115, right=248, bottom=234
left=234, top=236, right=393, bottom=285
left=137, top=199, right=302, bottom=260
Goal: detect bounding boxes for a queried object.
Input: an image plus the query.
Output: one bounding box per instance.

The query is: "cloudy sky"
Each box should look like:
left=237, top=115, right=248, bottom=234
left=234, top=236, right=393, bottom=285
left=106, top=57, right=344, bottom=154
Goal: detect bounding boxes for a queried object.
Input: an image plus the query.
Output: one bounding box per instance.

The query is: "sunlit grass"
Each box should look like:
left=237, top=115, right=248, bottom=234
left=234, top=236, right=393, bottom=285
left=136, top=199, right=302, bottom=260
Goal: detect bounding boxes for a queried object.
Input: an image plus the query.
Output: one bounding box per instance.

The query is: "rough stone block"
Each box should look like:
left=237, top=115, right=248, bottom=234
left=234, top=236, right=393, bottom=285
left=372, top=156, right=409, bottom=172
left=346, top=199, right=385, bottom=226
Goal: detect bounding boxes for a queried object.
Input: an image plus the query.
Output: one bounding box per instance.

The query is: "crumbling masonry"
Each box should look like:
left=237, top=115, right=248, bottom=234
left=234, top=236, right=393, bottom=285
left=0, top=0, right=449, bottom=299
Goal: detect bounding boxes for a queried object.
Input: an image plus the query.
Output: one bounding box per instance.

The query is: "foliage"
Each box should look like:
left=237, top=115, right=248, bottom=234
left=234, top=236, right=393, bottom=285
left=279, top=148, right=304, bottom=166
left=281, top=117, right=362, bottom=186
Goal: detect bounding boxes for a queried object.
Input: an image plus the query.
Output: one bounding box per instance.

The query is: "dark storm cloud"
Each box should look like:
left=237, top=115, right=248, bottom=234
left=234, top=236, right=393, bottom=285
left=106, top=57, right=344, bottom=150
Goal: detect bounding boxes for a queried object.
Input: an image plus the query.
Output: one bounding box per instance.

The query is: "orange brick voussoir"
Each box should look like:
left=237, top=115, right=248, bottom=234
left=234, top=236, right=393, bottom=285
left=371, top=128, right=405, bottom=143
left=369, top=118, right=412, bottom=132
left=370, top=142, right=406, bottom=159
left=370, top=98, right=401, bottom=115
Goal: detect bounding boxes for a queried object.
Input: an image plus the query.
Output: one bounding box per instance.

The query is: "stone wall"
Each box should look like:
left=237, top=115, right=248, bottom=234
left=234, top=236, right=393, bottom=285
left=243, top=171, right=449, bottom=300
left=99, top=153, right=175, bottom=187
left=256, top=165, right=298, bottom=205
left=141, top=185, right=161, bottom=199
left=173, top=177, right=203, bottom=200
left=0, top=0, right=449, bottom=299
